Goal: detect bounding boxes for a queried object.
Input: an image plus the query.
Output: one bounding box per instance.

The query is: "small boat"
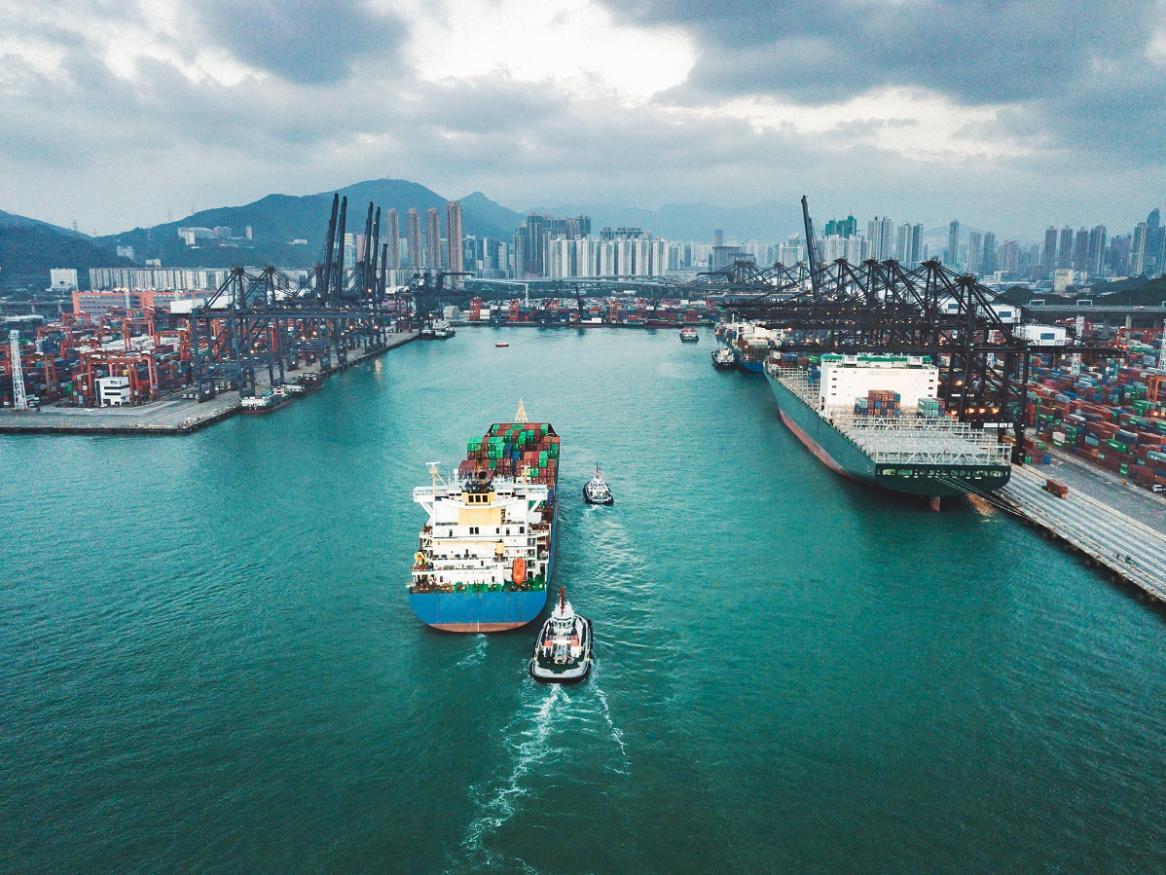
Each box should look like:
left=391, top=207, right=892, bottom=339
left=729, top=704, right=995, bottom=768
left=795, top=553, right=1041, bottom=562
left=712, top=348, right=736, bottom=370
left=529, top=587, right=592, bottom=684
left=679, top=326, right=699, bottom=342
left=583, top=465, right=614, bottom=505
left=420, top=318, right=455, bottom=339
left=495, top=341, right=510, bottom=348
left=240, top=386, right=292, bottom=414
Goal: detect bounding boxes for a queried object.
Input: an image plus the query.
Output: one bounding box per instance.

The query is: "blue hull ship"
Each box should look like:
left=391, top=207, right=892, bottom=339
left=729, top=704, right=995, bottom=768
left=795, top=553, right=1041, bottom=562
left=407, top=405, right=560, bottom=632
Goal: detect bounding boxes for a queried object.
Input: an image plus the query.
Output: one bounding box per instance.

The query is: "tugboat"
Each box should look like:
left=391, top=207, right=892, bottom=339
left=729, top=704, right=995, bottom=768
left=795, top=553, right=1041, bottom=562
left=583, top=465, right=614, bottom=505
left=495, top=340, right=510, bottom=348
left=529, top=587, right=592, bottom=684
left=679, top=326, right=699, bottom=342
left=711, top=348, right=736, bottom=370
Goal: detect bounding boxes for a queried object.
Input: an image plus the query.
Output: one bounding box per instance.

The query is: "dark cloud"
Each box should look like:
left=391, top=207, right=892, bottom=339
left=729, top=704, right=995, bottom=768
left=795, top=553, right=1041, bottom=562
left=0, top=0, right=1161, bottom=237
left=194, top=0, right=405, bottom=85
left=616, top=0, right=1155, bottom=105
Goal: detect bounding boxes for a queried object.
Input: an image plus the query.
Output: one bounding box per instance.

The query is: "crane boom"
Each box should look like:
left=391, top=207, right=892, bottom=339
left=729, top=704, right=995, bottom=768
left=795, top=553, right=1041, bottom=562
left=801, top=195, right=824, bottom=295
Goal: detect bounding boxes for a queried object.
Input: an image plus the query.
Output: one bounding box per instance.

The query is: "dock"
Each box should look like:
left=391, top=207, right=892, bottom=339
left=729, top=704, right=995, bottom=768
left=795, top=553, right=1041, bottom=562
left=998, top=463, right=1166, bottom=603
left=0, top=331, right=418, bottom=436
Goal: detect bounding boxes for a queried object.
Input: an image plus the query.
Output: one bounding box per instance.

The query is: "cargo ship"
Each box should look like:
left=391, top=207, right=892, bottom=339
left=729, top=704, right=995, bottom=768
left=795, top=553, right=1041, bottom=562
left=407, top=402, right=559, bottom=631
left=765, top=353, right=1011, bottom=510
left=717, top=321, right=781, bottom=374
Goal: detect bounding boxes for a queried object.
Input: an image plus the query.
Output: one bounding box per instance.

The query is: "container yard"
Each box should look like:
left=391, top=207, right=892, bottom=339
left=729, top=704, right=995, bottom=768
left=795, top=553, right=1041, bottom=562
left=1024, top=326, right=1166, bottom=496
left=0, top=193, right=422, bottom=434
left=0, top=329, right=417, bottom=434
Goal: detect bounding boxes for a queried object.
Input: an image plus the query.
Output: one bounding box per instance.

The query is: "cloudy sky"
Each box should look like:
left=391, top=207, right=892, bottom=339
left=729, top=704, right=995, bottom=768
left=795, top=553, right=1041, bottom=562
left=1, top=0, right=1164, bottom=239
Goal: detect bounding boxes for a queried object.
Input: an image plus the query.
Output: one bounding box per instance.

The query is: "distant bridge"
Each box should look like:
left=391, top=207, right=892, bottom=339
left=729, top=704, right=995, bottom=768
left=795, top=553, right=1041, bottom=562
left=1027, top=300, right=1166, bottom=329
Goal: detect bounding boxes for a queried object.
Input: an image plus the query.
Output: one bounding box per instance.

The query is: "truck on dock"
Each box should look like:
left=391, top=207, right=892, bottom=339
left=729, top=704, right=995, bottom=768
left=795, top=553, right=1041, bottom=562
left=1044, top=478, right=1070, bottom=499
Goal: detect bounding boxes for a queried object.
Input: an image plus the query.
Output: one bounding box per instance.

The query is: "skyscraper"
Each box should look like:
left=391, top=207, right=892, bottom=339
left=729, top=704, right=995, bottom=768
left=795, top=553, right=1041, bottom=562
left=982, top=232, right=997, bottom=274
left=879, top=216, right=894, bottom=260
left=385, top=209, right=400, bottom=270
left=1072, top=228, right=1089, bottom=273
left=425, top=207, right=441, bottom=269
left=1148, top=208, right=1163, bottom=275
left=1087, top=225, right=1106, bottom=277
left=867, top=217, right=894, bottom=261
left=446, top=200, right=464, bottom=277
left=947, top=220, right=960, bottom=268
left=1132, top=222, right=1149, bottom=275
left=1042, top=226, right=1058, bottom=275
left=967, top=231, right=983, bottom=274
left=406, top=209, right=422, bottom=271
left=1057, top=226, right=1073, bottom=269
left=1000, top=240, right=1021, bottom=274
left=824, top=216, right=858, bottom=238
left=514, top=214, right=549, bottom=277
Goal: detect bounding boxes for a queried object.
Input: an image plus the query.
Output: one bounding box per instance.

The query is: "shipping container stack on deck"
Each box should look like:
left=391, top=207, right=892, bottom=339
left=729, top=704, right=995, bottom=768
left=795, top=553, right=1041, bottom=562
left=854, top=389, right=902, bottom=417
left=458, top=422, right=560, bottom=486
left=1026, top=331, right=1166, bottom=494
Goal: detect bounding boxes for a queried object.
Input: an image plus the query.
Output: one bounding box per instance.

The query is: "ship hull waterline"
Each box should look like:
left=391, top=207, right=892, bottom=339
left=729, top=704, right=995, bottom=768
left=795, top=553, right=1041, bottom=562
left=409, top=496, right=559, bottom=633
left=765, top=370, right=1011, bottom=507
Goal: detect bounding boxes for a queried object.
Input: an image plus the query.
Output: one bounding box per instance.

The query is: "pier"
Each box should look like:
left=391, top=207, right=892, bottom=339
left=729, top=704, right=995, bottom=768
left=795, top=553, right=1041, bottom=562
left=0, top=331, right=417, bottom=436
left=998, top=464, right=1166, bottom=602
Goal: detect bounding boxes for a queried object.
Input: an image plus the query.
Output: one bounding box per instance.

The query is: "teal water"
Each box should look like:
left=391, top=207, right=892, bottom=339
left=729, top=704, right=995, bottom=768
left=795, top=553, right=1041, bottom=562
left=2, top=328, right=1164, bottom=873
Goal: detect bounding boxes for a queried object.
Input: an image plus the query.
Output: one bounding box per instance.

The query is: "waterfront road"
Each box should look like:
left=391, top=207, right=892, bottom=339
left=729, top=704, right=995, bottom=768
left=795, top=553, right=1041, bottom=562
left=1000, top=464, right=1166, bottom=601
left=1036, top=447, right=1165, bottom=535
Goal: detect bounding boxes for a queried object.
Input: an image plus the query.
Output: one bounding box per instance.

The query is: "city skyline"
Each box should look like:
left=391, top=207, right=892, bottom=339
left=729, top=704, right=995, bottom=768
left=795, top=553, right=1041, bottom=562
left=1, top=1, right=1164, bottom=237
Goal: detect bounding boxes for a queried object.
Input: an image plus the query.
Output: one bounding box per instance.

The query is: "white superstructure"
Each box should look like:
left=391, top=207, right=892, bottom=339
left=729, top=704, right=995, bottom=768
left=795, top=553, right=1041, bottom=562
left=818, top=354, right=938, bottom=415
left=410, top=468, right=551, bottom=592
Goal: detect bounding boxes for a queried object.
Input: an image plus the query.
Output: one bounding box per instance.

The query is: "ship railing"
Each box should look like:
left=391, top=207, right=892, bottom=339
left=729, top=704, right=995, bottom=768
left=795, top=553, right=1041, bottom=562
left=831, top=413, right=1012, bottom=466
left=419, top=555, right=536, bottom=572
left=771, top=365, right=1011, bottom=467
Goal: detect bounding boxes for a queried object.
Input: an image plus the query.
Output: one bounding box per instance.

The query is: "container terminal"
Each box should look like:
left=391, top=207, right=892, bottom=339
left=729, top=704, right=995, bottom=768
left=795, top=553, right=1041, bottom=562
left=0, top=194, right=425, bottom=433
left=3, top=194, right=1163, bottom=599
left=698, top=196, right=1164, bottom=599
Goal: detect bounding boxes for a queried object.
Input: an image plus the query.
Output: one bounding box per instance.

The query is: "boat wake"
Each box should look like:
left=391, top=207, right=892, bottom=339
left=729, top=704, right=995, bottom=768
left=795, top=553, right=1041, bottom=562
left=593, top=682, right=630, bottom=774
left=454, top=672, right=632, bottom=870
left=455, top=635, right=488, bottom=668
left=455, top=685, right=564, bottom=871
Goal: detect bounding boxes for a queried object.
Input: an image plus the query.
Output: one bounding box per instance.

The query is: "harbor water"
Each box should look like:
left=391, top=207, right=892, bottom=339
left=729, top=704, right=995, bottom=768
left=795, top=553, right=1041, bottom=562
left=2, top=328, right=1164, bottom=872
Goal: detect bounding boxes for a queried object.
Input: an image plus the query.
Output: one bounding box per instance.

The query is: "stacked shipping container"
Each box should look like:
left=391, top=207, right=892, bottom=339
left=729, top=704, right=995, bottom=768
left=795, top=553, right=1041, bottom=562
left=854, top=389, right=902, bottom=417
left=1027, top=351, right=1166, bottom=494
left=458, top=422, right=561, bottom=486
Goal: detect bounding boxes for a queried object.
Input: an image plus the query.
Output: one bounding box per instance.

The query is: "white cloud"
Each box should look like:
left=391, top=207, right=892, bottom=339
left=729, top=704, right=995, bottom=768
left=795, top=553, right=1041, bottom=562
left=677, top=88, right=1048, bottom=163
left=407, top=0, right=695, bottom=101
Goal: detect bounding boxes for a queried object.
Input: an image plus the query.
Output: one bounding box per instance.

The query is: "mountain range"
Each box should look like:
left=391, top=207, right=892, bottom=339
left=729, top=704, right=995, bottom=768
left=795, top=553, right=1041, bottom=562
left=0, top=210, right=133, bottom=292
left=1, top=177, right=828, bottom=291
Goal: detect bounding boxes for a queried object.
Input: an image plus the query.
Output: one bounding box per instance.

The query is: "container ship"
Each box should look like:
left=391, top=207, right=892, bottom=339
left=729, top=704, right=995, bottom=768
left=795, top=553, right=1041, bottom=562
left=765, top=353, right=1011, bottom=510
left=407, top=403, right=559, bottom=631
left=716, top=321, right=782, bottom=373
